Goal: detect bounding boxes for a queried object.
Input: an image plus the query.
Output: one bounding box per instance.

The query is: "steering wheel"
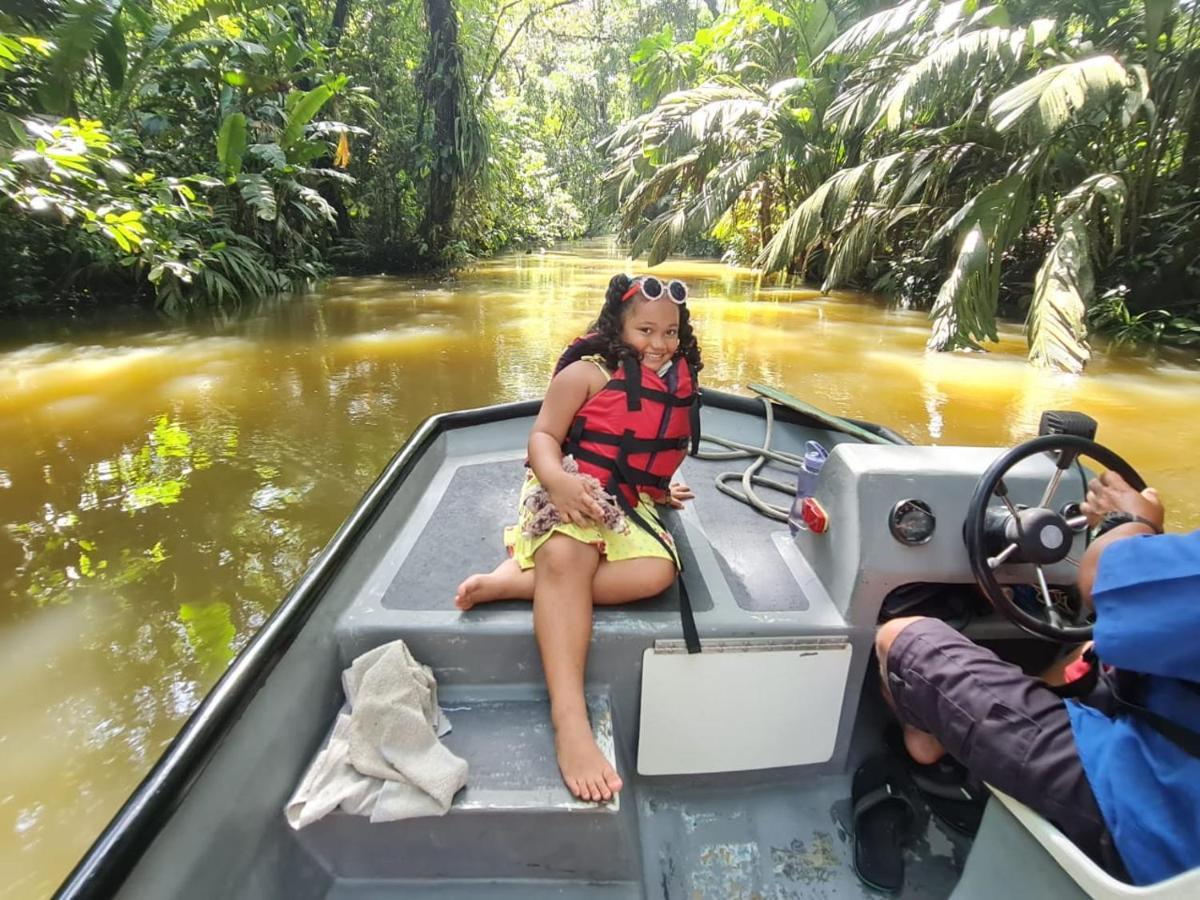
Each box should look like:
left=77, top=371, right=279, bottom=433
left=964, top=434, right=1146, bottom=642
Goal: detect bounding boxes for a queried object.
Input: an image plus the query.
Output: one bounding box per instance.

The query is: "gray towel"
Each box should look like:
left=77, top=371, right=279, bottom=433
left=285, top=640, right=468, bottom=829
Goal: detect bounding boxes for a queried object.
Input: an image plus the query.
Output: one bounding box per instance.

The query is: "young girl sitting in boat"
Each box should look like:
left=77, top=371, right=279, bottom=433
left=455, top=272, right=703, bottom=802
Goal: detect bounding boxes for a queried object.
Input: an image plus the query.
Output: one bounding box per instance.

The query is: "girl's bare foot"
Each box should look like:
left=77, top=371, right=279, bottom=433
left=454, top=559, right=529, bottom=610
left=903, top=724, right=946, bottom=765
left=554, top=716, right=622, bottom=802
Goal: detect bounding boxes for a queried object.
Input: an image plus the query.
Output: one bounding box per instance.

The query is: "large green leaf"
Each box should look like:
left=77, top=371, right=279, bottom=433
left=818, top=0, right=933, bottom=64
left=217, top=112, right=247, bottom=177
left=786, top=0, right=838, bottom=66
left=96, top=11, right=126, bottom=90
left=238, top=174, right=277, bottom=221
left=875, top=25, right=1046, bottom=132
left=282, top=84, right=336, bottom=153
left=756, top=151, right=912, bottom=274
left=988, top=55, right=1130, bottom=134
left=1026, top=216, right=1093, bottom=373
left=38, top=0, right=121, bottom=114
left=1026, top=174, right=1127, bottom=372
left=926, top=173, right=1032, bottom=351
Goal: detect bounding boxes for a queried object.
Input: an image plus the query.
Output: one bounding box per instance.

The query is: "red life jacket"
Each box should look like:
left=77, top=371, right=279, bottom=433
left=555, top=337, right=700, bottom=508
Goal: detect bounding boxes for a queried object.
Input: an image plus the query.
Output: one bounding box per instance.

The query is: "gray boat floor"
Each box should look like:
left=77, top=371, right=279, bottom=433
left=302, top=410, right=972, bottom=898
left=320, top=765, right=969, bottom=899
left=385, top=450, right=846, bottom=616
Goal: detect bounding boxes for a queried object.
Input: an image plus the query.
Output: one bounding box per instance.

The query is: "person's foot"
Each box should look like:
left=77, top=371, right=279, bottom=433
left=454, top=559, right=526, bottom=610
left=454, top=574, right=500, bottom=610
left=554, top=716, right=622, bottom=802
left=903, top=725, right=946, bottom=765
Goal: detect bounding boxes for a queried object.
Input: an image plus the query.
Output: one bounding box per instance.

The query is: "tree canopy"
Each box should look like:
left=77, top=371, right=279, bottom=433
left=3, top=1, right=1197, bottom=369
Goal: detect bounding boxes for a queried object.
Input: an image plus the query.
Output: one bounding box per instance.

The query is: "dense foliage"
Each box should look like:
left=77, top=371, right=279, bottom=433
left=0, top=0, right=669, bottom=309
left=4, top=0, right=1198, bottom=369
left=604, top=0, right=1200, bottom=369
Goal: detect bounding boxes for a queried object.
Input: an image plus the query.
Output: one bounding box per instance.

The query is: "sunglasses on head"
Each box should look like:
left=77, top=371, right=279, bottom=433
left=621, top=276, right=688, bottom=305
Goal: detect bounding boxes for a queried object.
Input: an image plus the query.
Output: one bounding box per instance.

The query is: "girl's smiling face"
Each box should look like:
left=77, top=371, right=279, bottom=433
left=621, top=296, right=680, bottom=369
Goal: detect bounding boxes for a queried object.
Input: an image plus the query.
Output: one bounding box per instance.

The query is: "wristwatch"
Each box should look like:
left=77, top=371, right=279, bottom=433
left=1092, top=511, right=1162, bottom=538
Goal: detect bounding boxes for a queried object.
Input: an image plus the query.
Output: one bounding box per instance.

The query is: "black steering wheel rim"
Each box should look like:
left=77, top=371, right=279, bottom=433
left=965, top=434, right=1146, bottom=642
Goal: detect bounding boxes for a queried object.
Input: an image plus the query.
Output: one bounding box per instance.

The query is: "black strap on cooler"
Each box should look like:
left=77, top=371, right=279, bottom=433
left=1100, top=666, right=1200, bottom=758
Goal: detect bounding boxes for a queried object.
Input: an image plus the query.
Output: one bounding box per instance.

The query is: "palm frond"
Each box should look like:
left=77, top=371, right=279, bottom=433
left=1026, top=216, right=1093, bottom=373
left=818, top=0, right=933, bottom=64
left=632, top=206, right=690, bottom=267
left=1026, top=174, right=1127, bottom=372
left=755, top=178, right=835, bottom=274
left=826, top=75, right=889, bottom=134
left=755, top=151, right=911, bottom=274
left=821, top=205, right=891, bottom=290
left=926, top=174, right=1032, bottom=350
left=875, top=25, right=1046, bottom=132
left=686, top=151, right=776, bottom=235
left=988, top=55, right=1130, bottom=135
left=619, top=151, right=702, bottom=229
left=926, top=223, right=992, bottom=350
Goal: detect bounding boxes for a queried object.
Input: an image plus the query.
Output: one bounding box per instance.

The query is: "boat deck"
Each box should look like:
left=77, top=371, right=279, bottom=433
left=288, top=405, right=969, bottom=898
left=99, top=397, right=992, bottom=900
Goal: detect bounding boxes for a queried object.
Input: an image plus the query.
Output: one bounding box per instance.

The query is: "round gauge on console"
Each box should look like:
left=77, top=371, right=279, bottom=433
left=890, top=499, right=936, bottom=545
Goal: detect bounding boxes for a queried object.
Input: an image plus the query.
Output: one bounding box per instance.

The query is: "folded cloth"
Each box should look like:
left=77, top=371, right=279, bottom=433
left=285, top=640, right=468, bottom=829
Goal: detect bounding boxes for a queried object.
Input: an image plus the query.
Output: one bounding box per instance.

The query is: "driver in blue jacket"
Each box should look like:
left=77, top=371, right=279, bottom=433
left=876, top=471, right=1200, bottom=885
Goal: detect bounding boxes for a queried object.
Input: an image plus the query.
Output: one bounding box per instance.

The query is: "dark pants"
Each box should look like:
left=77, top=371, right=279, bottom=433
left=885, top=618, right=1127, bottom=879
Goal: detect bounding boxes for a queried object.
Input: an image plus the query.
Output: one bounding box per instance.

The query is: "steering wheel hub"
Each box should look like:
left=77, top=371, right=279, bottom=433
left=1007, top=508, right=1073, bottom=565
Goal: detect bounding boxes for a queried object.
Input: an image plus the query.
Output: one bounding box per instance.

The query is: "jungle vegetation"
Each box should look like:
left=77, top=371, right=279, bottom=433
left=3, top=0, right=1198, bottom=369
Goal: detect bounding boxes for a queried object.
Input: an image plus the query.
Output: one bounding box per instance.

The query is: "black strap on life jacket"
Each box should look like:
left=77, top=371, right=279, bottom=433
left=602, top=456, right=701, bottom=655
left=688, top=363, right=702, bottom=456
left=606, top=379, right=696, bottom=409
left=620, top=352, right=643, bottom=411
left=1100, top=666, right=1200, bottom=758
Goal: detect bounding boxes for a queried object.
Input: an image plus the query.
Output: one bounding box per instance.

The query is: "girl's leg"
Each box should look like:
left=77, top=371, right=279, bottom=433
left=530, top=534, right=623, bottom=802
left=456, top=555, right=676, bottom=609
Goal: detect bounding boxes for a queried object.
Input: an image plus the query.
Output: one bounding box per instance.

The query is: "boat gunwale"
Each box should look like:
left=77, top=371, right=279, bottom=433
left=53, top=389, right=901, bottom=899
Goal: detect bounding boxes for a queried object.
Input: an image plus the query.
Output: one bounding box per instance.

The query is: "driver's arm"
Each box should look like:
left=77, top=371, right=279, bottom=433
left=1078, top=470, right=1165, bottom=608
left=1078, top=522, right=1157, bottom=609
left=1076, top=474, right=1200, bottom=680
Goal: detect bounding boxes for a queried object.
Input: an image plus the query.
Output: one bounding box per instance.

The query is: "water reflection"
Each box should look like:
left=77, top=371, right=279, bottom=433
left=1, top=237, right=1199, bottom=896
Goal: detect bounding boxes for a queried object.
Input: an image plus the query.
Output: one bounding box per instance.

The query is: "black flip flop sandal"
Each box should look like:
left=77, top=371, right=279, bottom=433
left=852, top=754, right=919, bottom=893
left=884, top=724, right=986, bottom=837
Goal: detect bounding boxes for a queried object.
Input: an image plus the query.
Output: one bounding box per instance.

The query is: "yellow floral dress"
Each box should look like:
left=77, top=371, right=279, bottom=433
left=503, top=357, right=679, bottom=570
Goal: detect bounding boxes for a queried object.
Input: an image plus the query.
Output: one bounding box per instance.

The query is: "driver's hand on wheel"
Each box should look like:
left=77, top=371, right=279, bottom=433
left=1081, top=470, right=1164, bottom=532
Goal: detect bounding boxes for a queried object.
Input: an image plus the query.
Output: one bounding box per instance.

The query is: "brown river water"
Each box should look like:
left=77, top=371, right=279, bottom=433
left=2, top=238, right=1198, bottom=897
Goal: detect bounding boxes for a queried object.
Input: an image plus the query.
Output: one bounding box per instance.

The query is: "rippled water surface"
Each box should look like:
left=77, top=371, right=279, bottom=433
left=2, top=238, right=1198, bottom=897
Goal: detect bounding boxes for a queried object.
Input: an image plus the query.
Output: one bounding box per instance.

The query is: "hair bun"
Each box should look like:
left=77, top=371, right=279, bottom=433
left=605, top=273, right=632, bottom=306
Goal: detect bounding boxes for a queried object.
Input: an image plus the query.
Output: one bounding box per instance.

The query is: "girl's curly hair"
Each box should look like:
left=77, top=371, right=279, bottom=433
left=555, top=273, right=704, bottom=376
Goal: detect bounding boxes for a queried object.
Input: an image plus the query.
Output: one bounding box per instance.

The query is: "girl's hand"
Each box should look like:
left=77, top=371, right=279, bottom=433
left=546, top=472, right=606, bottom=526
left=665, top=480, right=695, bottom=509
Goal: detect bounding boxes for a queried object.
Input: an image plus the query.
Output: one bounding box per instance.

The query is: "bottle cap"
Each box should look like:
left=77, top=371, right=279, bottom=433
left=804, top=440, right=829, bottom=472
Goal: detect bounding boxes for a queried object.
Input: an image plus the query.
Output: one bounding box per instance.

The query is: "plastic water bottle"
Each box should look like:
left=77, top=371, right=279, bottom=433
left=788, top=441, right=829, bottom=536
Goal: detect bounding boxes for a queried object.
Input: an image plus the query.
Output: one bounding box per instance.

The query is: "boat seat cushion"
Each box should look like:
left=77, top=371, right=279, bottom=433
left=382, top=459, right=697, bottom=612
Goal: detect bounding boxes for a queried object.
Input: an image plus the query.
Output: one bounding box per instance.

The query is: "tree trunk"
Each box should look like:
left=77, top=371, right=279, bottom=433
left=418, top=0, right=466, bottom=256
left=328, top=0, right=353, bottom=49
